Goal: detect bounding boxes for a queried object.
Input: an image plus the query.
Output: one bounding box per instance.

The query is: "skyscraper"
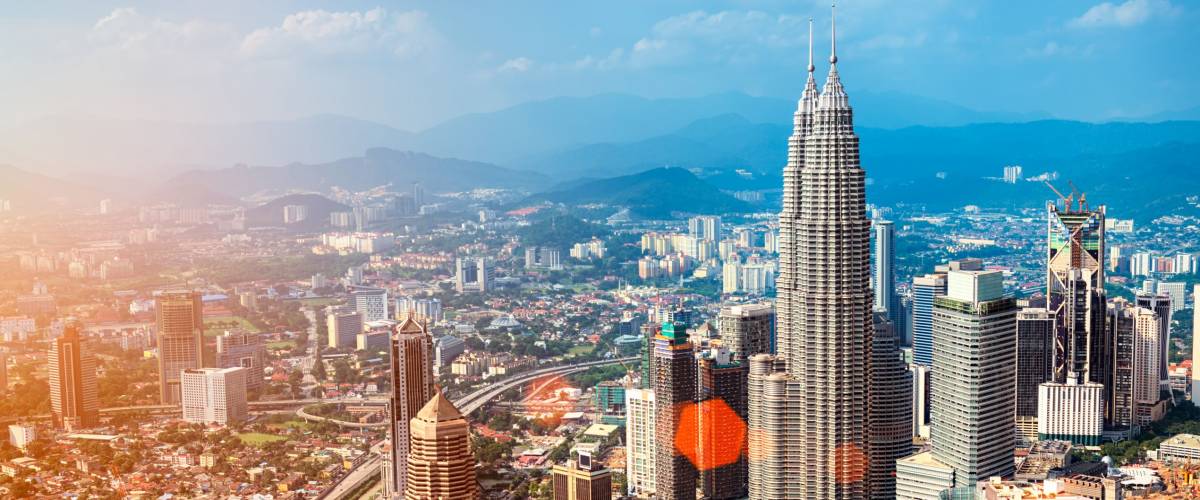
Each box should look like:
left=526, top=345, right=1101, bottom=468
left=156, top=291, right=204, bottom=404
left=929, top=269, right=1017, bottom=489
left=747, top=353, right=803, bottom=499
left=688, top=215, right=722, bottom=242
left=1015, top=308, right=1054, bottom=445
left=387, top=317, right=435, bottom=495
left=327, top=306, right=364, bottom=349
left=1046, top=201, right=1107, bottom=386
left=49, top=323, right=98, bottom=430
left=624, top=388, right=657, bottom=497
left=697, top=347, right=748, bottom=500
left=454, top=257, right=492, bottom=293
left=181, top=367, right=248, bottom=425
left=1192, top=284, right=1200, bottom=400
left=1136, top=292, right=1172, bottom=382
left=405, top=389, right=478, bottom=500
left=910, top=273, right=946, bottom=367
left=717, top=302, right=775, bottom=362
left=353, top=287, right=389, bottom=323
left=866, top=314, right=913, bottom=500
left=653, top=321, right=697, bottom=500
left=872, top=220, right=898, bottom=329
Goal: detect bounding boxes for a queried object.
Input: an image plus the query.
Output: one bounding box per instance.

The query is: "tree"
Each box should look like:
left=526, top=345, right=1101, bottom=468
left=312, top=346, right=328, bottom=382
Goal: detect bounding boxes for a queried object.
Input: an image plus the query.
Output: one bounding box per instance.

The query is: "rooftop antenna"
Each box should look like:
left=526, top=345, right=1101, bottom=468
left=808, top=17, right=815, bottom=73
left=830, top=3, right=838, bottom=65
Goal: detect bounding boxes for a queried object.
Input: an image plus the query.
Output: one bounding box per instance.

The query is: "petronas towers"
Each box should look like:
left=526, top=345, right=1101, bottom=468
left=749, top=11, right=908, bottom=499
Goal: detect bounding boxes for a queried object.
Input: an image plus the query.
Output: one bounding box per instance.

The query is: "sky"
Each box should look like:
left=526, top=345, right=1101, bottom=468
left=1, top=0, right=1197, bottom=130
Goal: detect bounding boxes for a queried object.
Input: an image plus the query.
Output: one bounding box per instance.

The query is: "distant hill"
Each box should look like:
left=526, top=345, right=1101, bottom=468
left=517, top=215, right=611, bottom=249
left=529, top=167, right=752, bottom=218
left=244, top=193, right=349, bottom=230
left=0, top=164, right=107, bottom=213
left=168, top=148, right=546, bottom=200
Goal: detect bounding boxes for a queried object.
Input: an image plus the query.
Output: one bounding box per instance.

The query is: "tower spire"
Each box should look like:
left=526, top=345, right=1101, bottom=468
left=830, top=3, right=838, bottom=65
left=808, top=17, right=815, bottom=73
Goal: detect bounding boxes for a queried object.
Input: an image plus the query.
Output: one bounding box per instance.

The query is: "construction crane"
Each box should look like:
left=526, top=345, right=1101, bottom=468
left=1044, top=180, right=1072, bottom=210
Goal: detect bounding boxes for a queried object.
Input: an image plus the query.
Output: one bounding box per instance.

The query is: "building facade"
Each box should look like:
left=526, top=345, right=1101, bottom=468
left=215, top=331, right=265, bottom=394
left=717, top=302, right=775, bottom=362
left=624, top=388, right=657, bottom=497
left=653, top=322, right=697, bottom=500
left=867, top=314, right=913, bottom=499
left=697, top=347, right=748, bottom=500
left=48, top=323, right=99, bottom=430
left=552, top=454, right=613, bottom=500
left=352, top=288, right=389, bottom=323
left=1037, top=379, right=1105, bottom=445
left=1015, top=308, right=1055, bottom=444
left=405, top=390, right=478, bottom=500
left=181, top=367, right=248, bottom=424
left=327, top=306, right=364, bottom=349
left=387, top=317, right=435, bottom=495
left=156, top=291, right=204, bottom=404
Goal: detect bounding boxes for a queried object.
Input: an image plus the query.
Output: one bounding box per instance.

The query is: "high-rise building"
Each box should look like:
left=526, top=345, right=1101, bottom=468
left=688, top=215, right=722, bottom=242
left=625, top=387, right=657, bottom=497
left=396, top=296, right=443, bottom=324
left=327, top=306, right=364, bottom=349
left=8, top=424, right=36, bottom=450
left=387, top=317, right=435, bottom=495
left=454, top=257, right=492, bottom=293
left=1046, top=201, right=1107, bottom=388
left=910, top=273, right=946, bottom=367
left=717, top=302, right=775, bottom=362
left=181, top=367, right=247, bottom=424
left=930, top=269, right=1017, bottom=489
left=873, top=220, right=898, bottom=327
left=1156, top=281, right=1186, bottom=313
left=1131, top=305, right=1164, bottom=428
left=156, top=291, right=204, bottom=404
left=552, top=453, right=613, bottom=500
left=1136, top=293, right=1172, bottom=382
left=653, top=322, right=697, bottom=500
left=283, top=204, right=308, bottom=224
left=48, top=323, right=99, bottom=430
left=1107, top=298, right=1139, bottom=430
left=352, top=287, right=389, bottom=323
left=697, top=347, right=748, bottom=500
left=866, top=314, right=913, bottom=499
left=747, top=353, right=804, bottom=499
left=908, top=363, right=932, bottom=439
left=1015, top=308, right=1055, bottom=445
left=215, top=331, right=266, bottom=394
left=1191, top=284, right=1200, bottom=400
left=1037, top=379, right=1104, bottom=445
left=405, top=389, right=478, bottom=500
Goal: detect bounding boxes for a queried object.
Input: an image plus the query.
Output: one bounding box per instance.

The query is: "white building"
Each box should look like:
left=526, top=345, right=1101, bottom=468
left=353, top=288, right=389, bottom=323
left=395, top=296, right=442, bottom=324
left=687, top=215, right=722, bottom=242
left=1191, top=284, right=1200, bottom=401
left=283, top=204, right=308, bottom=224
left=1156, top=281, right=1186, bottom=313
left=1037, top=379, right=1105, bottom=446
left=896, top=451, right=956, bottom=500
left=624, top=388, right=656, bottom=497
left=181, top=367, right=248, bottom=425
left=326, top=307, right=364, bottom=349
left=0, top=316, right=36, bottom=342
left=1158, top=434, right=1200, bottom=463
left=8, top=424, right=36, bottom=450
left=909, top=363, right=932, bottom=439
left=570, top=239, right=606, bottom=260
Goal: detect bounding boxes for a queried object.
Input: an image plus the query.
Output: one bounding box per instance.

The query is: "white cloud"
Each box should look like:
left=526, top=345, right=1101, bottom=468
left=1069, top=0, right=1178, bottom=28
left=1024, top=41, right=1096, bottom=59
left=573, top=48, right=624, bottom=71
left=89, top=7, right=234, bottom=56
left=497, top=57, right=533, bottom=73
left=623, top=10, right=808, bottom=67
left=239, top=8, right=438, bottom=59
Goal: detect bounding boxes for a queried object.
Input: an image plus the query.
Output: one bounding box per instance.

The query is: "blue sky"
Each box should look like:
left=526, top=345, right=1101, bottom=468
left=1, top=0, right=1196, bottom=129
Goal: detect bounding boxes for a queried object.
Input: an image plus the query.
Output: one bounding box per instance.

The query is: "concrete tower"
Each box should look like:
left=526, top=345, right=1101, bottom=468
left=653, top=322, right=698, bottom=500
left=387, top=317, right=435, bottom=496
left=49, top=322, right=99, bottom=430
left=156, top=291, right=204, bottom=404
left=866, top=314, right=913, bottom=499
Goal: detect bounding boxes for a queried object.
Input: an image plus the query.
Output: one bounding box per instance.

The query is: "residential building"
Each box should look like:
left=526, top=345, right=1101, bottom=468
left=1191, top=284, right=1200, bottom=400
left=625, top=388, right=657, bottom=497
left=717, top=302, right=774, bottom=362
left=930, top=269, right=1018, bottom=488
left=181, top=367, right=248, bottom=425
left=697, top=347, right=748, bottom=500
left=688, top=215, right=722, bottom=242
left=396, top=296, right=442, bottom=324
left=48, top=323, right=99, bottom=430
left=1015, top=308, right=1055, bottom=444
left=1135, top=293, right=1172, bottom=383
left=156, top=291, right=204, bottom=404
left=352, top=288, right=389, bottom=323
left=405, top=390, right=478, bottom=500
left=8, top=424, right=36, bottom=450
left=1156, top=281, right=1186, bottom=313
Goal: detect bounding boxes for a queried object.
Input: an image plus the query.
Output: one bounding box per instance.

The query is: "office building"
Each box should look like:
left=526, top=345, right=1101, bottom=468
left=1156, top=281, right=1186, bottom=313
left=387, top=317, right=435, bottom=496
left=911, top=274, right=947, bottom=366
left=156, top=291, right=204, bottom=404
left=455, top=257, right=492, bottom=293
left=653, top=322, right=697, bottom=500
left=181, top=367, right=248, bottom=425
left=895, top=451, right=956, bottom=500
left=1037, top=379, right=1104, bottom=445
left=930, top=269, right=1017, bottom=488
left=1158, top=434, right=1200, bottom=464
left=48, top=323, right=99, bottom=430
left=873, top=220, right=899, bottom=328
left=867, top=314, right=913, bottom=499
left=434, top=335, right=466, bottom=375
left=625, top=388, right=657, bottom=497
left=405, top=389, right=478, bottom=500
left=215, top=331, right=266, bottom=394
left=552, top=453, right=613, bottom=500
left=717, top=302, right=774, bottom=362
left=1136, top=293, right=1172, bottom=382
left=352, top=288, right=389, bottom=323
left=8, top=424, right=36, bottom=450
left=697, top=347, right=748, bottom=500
left=909, top=363, right=932, bottom=439
left=525, top=246, right=563, bottom=270
left=1131, top=305, right=1164, bottom=428
left=326, top=307, right=363, bottom=349
left=747, top=353, right=803, bottom=499
left=1108, top=298, right=1141, bottom=430
left=1192, top=285, right=1200, bottom=400
left=1015, top=308, right=1055, bottom=444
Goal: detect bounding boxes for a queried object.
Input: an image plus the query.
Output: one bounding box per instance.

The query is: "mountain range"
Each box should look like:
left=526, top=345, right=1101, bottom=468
left=528, top=167, right=751, bottom=218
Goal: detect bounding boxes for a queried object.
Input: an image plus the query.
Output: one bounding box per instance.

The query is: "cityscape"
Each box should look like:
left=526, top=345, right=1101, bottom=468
left=2, top=2, right=1200, bottom=500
